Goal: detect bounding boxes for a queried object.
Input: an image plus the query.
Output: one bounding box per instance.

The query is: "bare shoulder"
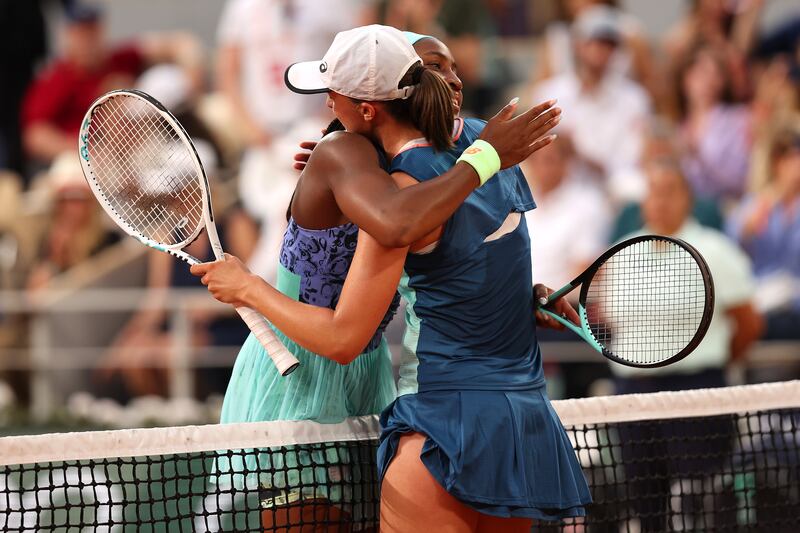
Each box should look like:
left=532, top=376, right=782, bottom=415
left=299, top=131, right=385, bottom=196
left=313, top=131, right=381, bottom=167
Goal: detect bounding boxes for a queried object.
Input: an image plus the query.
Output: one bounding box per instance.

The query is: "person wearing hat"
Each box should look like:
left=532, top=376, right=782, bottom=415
left=531, top=5, right=652, bottom=205
left=21, top=3, right=204, bottom=165
left=193, top=24, right=586, bottom=531
left=26, top=152, right=119, bottom=291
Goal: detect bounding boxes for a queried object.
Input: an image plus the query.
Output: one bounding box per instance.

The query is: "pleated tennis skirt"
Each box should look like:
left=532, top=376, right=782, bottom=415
left=212, top=327, right=396, bottom=505
left=377, top=385, right=591, bottom=520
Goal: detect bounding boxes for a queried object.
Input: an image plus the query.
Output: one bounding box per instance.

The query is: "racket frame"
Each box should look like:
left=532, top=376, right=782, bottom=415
left=80, top=90, right=210, bottom=262
left=538, top=234, right=715, bottom=368
left=79, top=89, right=300, bottom=375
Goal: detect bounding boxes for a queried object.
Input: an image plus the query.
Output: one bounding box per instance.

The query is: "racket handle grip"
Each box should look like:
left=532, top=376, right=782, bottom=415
left=235, top=306, right=300, bottom=376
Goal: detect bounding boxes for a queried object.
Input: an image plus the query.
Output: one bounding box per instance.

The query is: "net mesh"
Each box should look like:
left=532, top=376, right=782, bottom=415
left=1, top=382, right=798, bottom=532
left=83, top=93, right=205, bottom=247
left=585, top=238, right=709, bottom=366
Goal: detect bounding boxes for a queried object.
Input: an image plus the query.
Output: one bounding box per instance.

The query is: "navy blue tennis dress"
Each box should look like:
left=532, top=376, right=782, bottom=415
left=377, top=118, right=591, bottom=520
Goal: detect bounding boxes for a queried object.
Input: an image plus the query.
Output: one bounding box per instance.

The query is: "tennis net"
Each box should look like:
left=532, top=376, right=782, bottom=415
left=1, top=381, right=798, bottom=532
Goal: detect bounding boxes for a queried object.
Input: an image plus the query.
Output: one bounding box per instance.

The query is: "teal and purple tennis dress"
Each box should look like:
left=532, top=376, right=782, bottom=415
left=378, top=118, right=591, bottom=520
left=214, top=218, right=398, bottom=508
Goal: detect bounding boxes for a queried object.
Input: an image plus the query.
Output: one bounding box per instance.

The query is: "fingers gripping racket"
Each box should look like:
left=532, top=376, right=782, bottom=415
left=537, top=235, right=715, bottom=368
left=79, top=89, right=299, bottom=376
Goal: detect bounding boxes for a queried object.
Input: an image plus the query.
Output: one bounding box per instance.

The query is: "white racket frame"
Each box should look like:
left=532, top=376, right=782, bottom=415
left=78, top=89, right=300, bottom=376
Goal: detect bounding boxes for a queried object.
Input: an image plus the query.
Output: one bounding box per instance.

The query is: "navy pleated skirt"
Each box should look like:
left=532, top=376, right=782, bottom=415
left=377, top=385, right=591, bottom=520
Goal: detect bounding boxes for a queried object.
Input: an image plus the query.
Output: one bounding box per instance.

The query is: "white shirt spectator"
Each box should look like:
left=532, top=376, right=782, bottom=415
left=531, top=73, right=651, bottom=200
left=525, top=176, right=612, bottom=289
left=543, top=9, right=644, bottom=82
left=612, top=218, right=756, bottom=377
left=217, top=0, right=363, bottom=132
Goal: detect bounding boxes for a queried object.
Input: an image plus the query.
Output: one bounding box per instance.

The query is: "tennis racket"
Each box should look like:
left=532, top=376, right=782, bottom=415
left=536, top=235, right=714, bottom=368
left=78, top=89, right=300, bottom=376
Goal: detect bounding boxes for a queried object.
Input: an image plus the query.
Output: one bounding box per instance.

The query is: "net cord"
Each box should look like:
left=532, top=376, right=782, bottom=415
left=555, top=379, right=800, bottom=426
left=0, top=416, right=380, bottom=467
left=2, top=381, right=798, bottom=467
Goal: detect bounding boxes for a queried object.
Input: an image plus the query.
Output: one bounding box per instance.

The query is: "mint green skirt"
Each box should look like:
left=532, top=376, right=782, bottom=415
left=213, top=326, right=395, bottom=512
left=220, top=328, right=396, bottom=425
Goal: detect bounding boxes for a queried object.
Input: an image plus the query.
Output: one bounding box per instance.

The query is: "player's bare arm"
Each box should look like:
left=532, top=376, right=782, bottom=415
left=299, top=99, right=561, bottom=247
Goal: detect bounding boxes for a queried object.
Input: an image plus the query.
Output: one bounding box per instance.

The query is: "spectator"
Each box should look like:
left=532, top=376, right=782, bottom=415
left=522, top=136, right=611, bottom=290
left=436, top=0, right=507, bottom=116
left=748, top=13, right=800, bottom=190
left=484, top=0, right=532, bottom=38
left=136, top=64, right=226, bottom=174
left=532, top=1, right=659, bottom=105
left=21, top=4, right=203, bottom=165
left=677, top=46, right=752, bottom=201
left=531, top=5, right=652, bottom=203
left=368, top=0, right=445, bottom=37
left=0, top=171, right=22, bottom=291
left=0, top=171, right=23, bottom=404
left=613, top=158, right=763, bottom=392
left=610, top=119, right=725, bottom=241
left=98, top=200, right=259, bottom=402
left=727, top=129, right=800, bottom=339
left=25, top=152, right=120, bottom=291
left=0, top=0, right=53, bottom=175
left=663, top=0, right=762, bottom=103
left=215, top=0, right=363, bottom=149
left=749, top=56, right=800, bottom=192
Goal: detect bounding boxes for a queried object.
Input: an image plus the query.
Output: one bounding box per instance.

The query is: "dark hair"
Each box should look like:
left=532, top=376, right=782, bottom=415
left=675, top=45, right=735, bottom=119
left=324, top=118, right=345, bottom=135
left=383, top=63, right=455, bottom=151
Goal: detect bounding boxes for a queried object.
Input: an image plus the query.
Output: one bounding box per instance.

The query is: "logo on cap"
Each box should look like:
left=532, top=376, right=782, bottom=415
left=319, top=62, right=328, bottom=73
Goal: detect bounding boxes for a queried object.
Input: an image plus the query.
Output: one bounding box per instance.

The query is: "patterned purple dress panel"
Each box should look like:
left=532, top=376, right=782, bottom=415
left=280, top=218, right=399, bottom=352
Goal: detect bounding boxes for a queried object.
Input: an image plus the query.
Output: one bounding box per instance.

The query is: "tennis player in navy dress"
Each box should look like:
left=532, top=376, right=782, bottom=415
left=374, top=116, right=591, bottom=530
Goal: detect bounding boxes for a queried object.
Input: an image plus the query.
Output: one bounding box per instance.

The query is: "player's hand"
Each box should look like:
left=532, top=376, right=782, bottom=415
left=293, top=140, right=318, bottom=171
left=479, top=98, right=562, bottom=169
left=190, top=253, right=253, bottom=306
left=534, top=283, right=579, bottom=330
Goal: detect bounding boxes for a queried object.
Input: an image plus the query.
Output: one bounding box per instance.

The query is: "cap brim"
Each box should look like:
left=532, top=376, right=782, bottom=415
left=285, top=61, right=330, bottom=94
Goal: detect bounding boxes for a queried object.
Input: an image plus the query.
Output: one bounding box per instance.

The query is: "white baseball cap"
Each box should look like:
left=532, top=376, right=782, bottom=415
left=285, top=25, right=422, bottom=101
left=574, top=5, right=622, bottom=44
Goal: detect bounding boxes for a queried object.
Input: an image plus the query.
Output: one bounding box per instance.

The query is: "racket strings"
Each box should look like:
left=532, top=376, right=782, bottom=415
left=85, top=95, right=204, bottom=246
left=584, top=239, right=707, bottom=365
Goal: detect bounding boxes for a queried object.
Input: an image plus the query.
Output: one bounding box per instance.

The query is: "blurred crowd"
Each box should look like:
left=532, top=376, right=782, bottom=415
left=0, top=0, right=799, bottom=419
